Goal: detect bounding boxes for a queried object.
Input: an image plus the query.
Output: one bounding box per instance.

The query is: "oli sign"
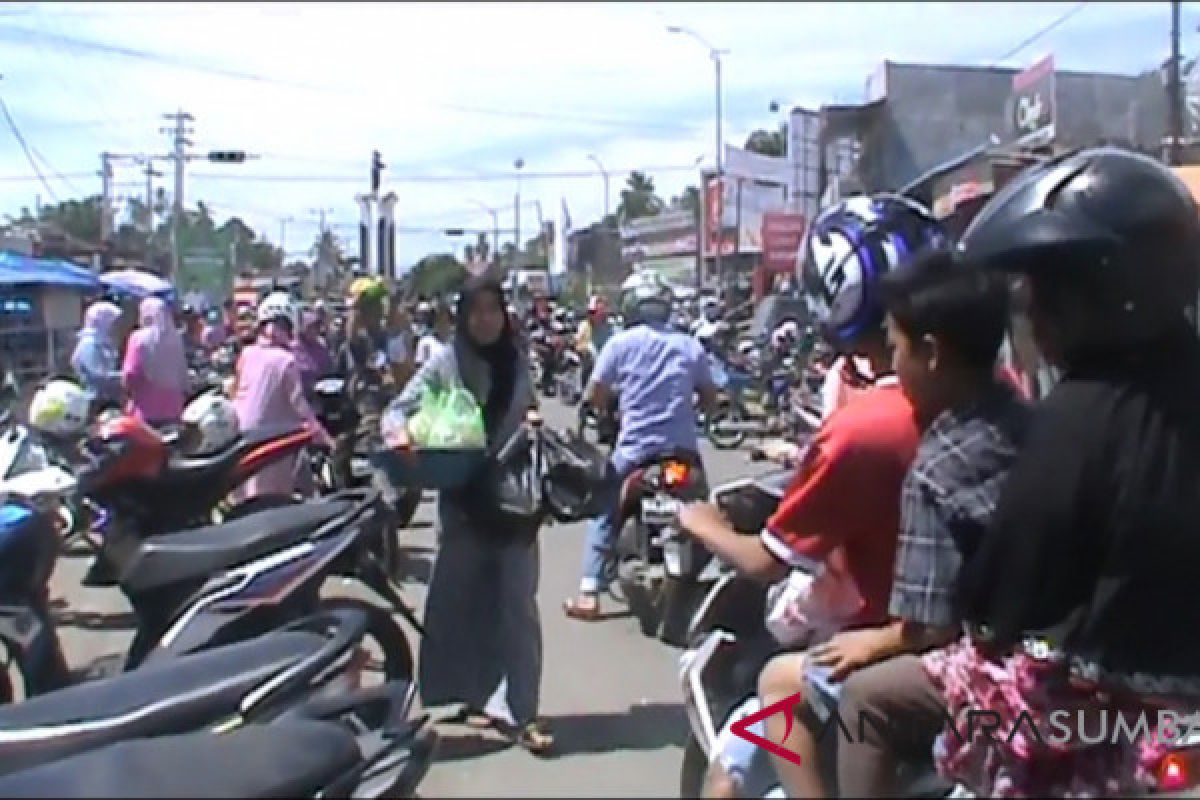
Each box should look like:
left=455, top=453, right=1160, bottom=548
left=1010, top=54, right=1056, bottom=146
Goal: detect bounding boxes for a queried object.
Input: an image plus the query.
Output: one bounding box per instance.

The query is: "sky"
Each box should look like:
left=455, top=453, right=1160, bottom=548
left=0, top=1, right=1195, bottom=270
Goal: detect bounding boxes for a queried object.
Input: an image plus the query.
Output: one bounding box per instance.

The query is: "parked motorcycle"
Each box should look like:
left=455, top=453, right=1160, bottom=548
left=611, top=451, right=715, bottom=647
left=77, top=413, right=317, bottom=585
left=0, top=606, right=380, bottom=770
left=0, top=478, right=420, bottom=701
left=706, top=360, right=821, bottom=450
left=0, top=676, right=436, bottom=798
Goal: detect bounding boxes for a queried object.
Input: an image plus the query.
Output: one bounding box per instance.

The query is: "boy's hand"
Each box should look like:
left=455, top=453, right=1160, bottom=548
left=809, top=628, right=888, bottom=681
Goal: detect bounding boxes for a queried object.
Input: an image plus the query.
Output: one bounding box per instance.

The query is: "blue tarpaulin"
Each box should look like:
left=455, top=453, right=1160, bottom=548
left=0, top=250, right=101, bottom=291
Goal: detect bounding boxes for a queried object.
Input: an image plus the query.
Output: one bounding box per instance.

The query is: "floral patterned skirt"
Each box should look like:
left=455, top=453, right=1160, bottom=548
left=921, top=638, right=1192, bottom=798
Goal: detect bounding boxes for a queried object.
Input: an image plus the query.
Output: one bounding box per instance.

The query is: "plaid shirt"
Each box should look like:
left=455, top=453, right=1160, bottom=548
left=888, top=384, right=1031, bottom=628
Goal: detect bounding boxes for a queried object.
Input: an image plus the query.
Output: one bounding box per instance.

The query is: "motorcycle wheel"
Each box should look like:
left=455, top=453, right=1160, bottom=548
left=680, top=734, right=708, bottom=799
left=317, top=596, right=414, bottom=684
left=618, top=557, right=662, bottom=638
left=707, top=408, right=747, bottom=450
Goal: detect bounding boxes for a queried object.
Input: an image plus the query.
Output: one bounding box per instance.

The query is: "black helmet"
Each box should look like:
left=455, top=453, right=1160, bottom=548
left=958, top=147, right=1200, bottom=347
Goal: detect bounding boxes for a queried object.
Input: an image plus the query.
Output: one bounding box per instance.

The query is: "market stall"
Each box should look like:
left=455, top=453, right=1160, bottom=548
left=0, top=251, right=102, bottom=383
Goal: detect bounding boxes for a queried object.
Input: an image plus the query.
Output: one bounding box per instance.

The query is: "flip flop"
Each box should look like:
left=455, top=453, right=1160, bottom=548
left=513, top=720, right=554, bottom=755
left=563, top=595, right=600, bottom=621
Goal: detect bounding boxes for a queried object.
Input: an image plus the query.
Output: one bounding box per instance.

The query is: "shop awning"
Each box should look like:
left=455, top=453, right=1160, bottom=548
left=0, top=250, right=101, bottom=290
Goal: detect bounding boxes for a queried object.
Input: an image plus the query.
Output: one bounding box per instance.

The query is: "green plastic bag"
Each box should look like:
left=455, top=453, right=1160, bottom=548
left=405, top=384, right=486, bottom=449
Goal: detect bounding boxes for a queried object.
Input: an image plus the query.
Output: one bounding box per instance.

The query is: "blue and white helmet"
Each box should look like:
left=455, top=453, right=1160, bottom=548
left=799, top=193, right=946, bottom=346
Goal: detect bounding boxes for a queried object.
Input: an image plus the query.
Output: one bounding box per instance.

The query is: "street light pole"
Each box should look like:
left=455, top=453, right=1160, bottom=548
left=514, top=158, right=525, bottom=269
left=587, top=154, right=610, bottom=222
left=668, top=25, right=727, bottom=288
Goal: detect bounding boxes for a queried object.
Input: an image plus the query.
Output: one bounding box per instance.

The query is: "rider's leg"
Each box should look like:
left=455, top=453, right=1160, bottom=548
left=758, top=652, right=827, bottom=797
left=565, top=460, right=625, bottom=618
left=706, top=696, right=780, bottom=798
left=835, top=655, right=945, bottom=798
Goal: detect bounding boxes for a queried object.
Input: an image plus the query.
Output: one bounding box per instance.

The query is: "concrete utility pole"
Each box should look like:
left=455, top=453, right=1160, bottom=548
left=1169, top=0, right=1184, bottom=166
left=99, top=152, right=114, bottom=247
left=160, top=109, right=194, bottom=277
left=142, top=158, right=162, bottom=270
left=514, top=158, right=525, bottom=268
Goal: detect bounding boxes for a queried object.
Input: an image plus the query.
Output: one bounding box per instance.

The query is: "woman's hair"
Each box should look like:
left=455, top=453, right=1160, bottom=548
left=880, top=247, right=1010, bottom=369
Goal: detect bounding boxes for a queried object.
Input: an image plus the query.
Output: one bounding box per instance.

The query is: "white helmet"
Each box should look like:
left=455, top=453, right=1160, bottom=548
left=257, top=291, right=299, bottom=333
left=181, top=392, right=240, bottom=455
left=28, top=379, right=90, bottom=436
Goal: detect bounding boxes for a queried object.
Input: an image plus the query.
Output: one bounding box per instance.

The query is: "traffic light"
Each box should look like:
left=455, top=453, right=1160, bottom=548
left=371, top=150, right=385, bottom=192
left=207, top=151, right=246, bottom=163
left=444, top=228, right=465, bottom=236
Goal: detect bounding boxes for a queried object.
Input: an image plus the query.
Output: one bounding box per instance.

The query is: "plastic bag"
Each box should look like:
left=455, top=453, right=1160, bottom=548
left=383, top=385, right=486, bottom=450
left=765, top=560, right=865, bottom=647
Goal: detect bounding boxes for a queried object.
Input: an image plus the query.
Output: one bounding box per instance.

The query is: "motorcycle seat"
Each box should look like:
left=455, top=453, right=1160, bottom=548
left=120, top=499, right=356, bottom=593
left=0, top=631, right=326, bottom=777
left=0, top=719, right=361, bottom=798
left=165, top=423, right=308, bottom=480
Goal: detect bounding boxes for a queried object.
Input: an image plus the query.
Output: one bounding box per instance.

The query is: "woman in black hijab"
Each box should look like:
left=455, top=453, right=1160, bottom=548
left=394, top=276, right=552, bottom=754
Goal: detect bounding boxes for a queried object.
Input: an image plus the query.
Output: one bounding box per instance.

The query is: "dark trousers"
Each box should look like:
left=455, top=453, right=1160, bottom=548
left=835, top=654, right=947, bottom=797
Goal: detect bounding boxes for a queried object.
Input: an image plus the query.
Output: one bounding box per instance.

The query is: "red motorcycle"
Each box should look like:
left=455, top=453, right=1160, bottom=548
left=77, top=414, right=316, bottom=586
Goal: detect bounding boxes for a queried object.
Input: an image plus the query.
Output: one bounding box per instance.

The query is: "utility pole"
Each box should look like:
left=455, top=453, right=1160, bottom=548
left=142, top=158, right=162, bottom=271
left=98, top=153, right=114, bottom=250
left=587, top=154, right=610, bottom=222
left=1169, top=0, right=1184, bottom=166
left=160, top=109, right=194, bottom=277
left=514, top=158, right=525, bottom=269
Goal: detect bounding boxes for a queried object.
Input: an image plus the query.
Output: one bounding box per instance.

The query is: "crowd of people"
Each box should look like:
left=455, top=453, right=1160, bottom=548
left=49, top=144, right=1200, bottom=796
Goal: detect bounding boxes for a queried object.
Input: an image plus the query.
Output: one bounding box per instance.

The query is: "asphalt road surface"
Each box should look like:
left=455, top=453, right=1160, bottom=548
left=51, top=397, right=774, bottom=798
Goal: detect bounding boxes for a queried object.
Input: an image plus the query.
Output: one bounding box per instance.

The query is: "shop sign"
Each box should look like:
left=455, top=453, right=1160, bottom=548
left=1009, top=54, right=1056, bottom=146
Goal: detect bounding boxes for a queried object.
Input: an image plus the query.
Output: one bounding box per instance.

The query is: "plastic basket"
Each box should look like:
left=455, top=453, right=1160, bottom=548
left=371, top=448, right=487, bottom=489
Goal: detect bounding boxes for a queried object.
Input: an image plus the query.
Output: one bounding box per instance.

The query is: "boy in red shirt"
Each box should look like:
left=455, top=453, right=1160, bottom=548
left=679, top=194, right=941, bottom=798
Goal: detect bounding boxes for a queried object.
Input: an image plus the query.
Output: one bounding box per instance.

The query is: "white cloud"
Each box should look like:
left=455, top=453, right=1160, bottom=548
left=0, top=1, right=1193, bottom=266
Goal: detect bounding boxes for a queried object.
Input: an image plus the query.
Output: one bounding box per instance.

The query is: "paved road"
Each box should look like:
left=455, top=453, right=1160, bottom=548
left=51, top=398, right=773, bottom=798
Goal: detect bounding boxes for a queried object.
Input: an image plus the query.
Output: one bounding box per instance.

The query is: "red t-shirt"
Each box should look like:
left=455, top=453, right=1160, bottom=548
left=761, top=379, right=920, bottom=627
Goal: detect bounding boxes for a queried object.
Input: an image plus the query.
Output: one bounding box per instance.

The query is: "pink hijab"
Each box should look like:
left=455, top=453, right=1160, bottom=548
left=128, top=296, right=187, bottom=389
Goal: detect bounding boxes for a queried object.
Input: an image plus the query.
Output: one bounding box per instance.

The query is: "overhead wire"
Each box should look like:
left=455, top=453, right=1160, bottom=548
left=0, top=95, right=60, bottom=203
left=990, top=1, right=1090, bottom=66
left=188, top=163, right=706, bottom=183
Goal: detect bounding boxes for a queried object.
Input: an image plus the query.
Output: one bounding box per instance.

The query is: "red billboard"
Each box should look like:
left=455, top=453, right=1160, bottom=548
left=761, top=212, right=807, bottom=274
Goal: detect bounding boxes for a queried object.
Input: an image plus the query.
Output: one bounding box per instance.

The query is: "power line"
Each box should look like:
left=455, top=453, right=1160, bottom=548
left=0, top=95, right=59, bottom=203
left=991, top=2, right=1090, bottom=65
left=189, top=163, right=705, bottom=184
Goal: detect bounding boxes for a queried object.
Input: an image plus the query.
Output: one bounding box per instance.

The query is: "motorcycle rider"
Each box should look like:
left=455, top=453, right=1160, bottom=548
left=676, top=194, right=939, bottom=799
left=333, top=277, right=393, bottom=488
left=766, top=245, right=1031, bottom=798
left=575, top=295, right=614, bottom=386
left=231, top=292, right=334, bottom=500
left=71, top=300, right=124, bottom=414
left=563, top=284, right=719, bottom=621
left=913, top=148, right=1200, bottom=797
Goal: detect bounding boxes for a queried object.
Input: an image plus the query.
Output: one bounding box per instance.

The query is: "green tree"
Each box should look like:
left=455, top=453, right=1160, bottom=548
left=616, top=171, right=664, bottom=224
left=744, top=129, right=786, bottom=158
left=409, top=253, right=466, bottom=297
left=670, top=186, right=702, bottom=215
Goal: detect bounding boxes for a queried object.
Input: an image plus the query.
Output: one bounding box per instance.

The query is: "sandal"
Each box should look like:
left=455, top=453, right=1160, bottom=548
left=514, top=720, right=554, bottom=755
left=563, top=594, right=600, bottom=621
left=446, top=707, right=498, bottom=729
